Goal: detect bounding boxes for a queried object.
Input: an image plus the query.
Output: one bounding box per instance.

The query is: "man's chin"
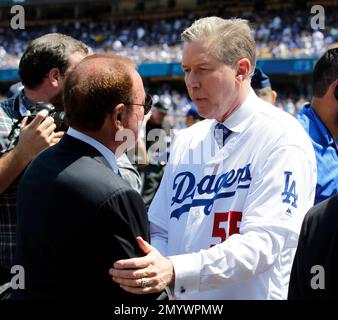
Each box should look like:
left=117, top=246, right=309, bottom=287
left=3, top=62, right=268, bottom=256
left=194, top=107, right=209, bottom=119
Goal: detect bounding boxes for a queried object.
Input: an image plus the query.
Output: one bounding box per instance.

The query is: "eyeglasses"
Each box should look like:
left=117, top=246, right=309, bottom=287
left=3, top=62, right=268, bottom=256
left=125, top=93, right=153, bottom=115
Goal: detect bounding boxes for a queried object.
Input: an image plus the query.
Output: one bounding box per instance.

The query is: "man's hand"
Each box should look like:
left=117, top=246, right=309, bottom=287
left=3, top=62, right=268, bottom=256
left=109, top=237, right=175, bottom=294
left=16, top=109, right=60, bottom=162
left=50, top=131, right=65, bottom=146
left=0, top=109, right=64, bottom=193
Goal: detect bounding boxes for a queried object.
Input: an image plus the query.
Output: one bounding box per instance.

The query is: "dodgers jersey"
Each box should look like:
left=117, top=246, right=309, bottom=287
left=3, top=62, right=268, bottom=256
left=148, top=90, right=317, bottom=300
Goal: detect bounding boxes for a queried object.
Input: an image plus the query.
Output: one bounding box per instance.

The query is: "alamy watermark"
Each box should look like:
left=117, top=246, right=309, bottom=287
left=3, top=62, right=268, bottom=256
left=310, top=265, right=325, bottom=290
left=10, top=264, right=25, bottom=289
left=10, top=4, right=25, bottom=30
left=0, top=265, right=24, bottom=296
left=310, top=5, right=325, bottom=30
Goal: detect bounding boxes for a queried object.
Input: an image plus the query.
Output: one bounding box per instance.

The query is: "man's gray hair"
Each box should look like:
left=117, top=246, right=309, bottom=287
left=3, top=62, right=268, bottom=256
left=181, top=17, right=256, bottom=78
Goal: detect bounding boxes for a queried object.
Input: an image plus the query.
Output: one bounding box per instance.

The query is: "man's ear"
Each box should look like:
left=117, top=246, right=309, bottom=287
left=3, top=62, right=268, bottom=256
left=271, top=90, right=277, bottom=105
left=112, top=103, right=125, bottom=130
left=236, top=58, right=251, bottom=81
left=333, top=80, right=338, bottom=100
left=48, top=68, right=62, bottom=88
left=327, top=80, right=338, bottom=101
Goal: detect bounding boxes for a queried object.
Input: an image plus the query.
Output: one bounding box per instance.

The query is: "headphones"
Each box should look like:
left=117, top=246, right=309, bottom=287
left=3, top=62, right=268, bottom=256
left=335, top=85, right=338, bottom=100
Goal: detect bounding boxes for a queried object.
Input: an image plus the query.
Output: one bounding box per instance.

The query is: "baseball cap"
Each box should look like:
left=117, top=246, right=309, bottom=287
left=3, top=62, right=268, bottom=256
left=186, top=106, right=199, bottom=119
left=251, top=68, right=271, bottom=89
left=153, top=100, right=169, bottom=113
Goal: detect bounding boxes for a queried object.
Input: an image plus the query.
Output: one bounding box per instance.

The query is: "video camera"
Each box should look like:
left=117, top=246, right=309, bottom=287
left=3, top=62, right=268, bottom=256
left=27, top=102, right=68, bottom=132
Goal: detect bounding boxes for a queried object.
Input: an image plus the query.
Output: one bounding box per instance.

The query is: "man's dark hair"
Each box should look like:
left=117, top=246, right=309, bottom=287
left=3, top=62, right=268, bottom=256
left=19, top=33, right=88, bottom=89
left=313, top=47, right=338, bottom=97
left=63, top=54, right=136, bottom=131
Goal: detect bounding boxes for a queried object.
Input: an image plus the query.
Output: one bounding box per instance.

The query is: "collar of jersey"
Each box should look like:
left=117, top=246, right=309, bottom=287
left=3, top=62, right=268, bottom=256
left=302, top=103, right=336, bottom=148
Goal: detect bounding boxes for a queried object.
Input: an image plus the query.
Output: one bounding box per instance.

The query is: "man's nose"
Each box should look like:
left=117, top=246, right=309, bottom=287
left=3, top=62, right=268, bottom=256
left=186, top=72, right=201, bottom=89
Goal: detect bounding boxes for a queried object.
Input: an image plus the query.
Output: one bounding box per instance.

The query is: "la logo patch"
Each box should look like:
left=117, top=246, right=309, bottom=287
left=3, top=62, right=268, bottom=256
left=281, top=171, right=298, bottom=208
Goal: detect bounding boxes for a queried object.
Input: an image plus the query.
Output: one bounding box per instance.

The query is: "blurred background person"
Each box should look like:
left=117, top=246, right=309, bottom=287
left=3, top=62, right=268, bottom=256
left=185, top=104, right=202, bottom=127
left=141, top=99, right=172, bottom=208
left=0, top=34, right=88, bottom=294
left=7, top=82, right=23, bottom=99
left=251, top=67, right=277, bottom=105
left=297, top=47, right=338, bottom=205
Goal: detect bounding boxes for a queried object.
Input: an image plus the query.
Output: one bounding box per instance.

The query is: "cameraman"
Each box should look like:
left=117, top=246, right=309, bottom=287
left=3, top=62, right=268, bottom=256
left=0, top=33, right=88, bottom=288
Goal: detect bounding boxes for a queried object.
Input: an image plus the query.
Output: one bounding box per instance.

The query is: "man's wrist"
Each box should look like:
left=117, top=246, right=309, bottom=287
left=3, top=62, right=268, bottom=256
left=164, top=257, right=175, bottom=299
left=13, top=144, right=33, bottom=165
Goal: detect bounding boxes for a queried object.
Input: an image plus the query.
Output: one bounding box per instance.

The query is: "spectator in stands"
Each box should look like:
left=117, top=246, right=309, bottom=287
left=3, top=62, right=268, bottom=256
left=251, top=67, right=277, bottom=104
left=0, top=8, right=337, bottom=68
left=297, top=47, right=338, bottom=205
left=7, top=82, right=23, bottom=98
left=284, top=98, right=296, bottom=116
left=185, top=104, right=201, bottom=127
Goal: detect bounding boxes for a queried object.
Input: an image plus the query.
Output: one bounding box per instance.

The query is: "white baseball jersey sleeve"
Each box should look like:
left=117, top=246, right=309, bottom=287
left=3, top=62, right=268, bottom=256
left=149, top=90, right=317, bottom=300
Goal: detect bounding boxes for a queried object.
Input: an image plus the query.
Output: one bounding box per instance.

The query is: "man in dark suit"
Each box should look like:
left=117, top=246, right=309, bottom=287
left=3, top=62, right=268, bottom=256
left=288, top=195, right=338, bottom=299
left=12, top=54, right=155, bottom=300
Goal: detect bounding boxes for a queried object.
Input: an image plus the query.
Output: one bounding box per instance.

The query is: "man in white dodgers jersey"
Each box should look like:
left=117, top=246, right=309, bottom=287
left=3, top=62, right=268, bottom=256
left=110, top=17, right=317, bottom=300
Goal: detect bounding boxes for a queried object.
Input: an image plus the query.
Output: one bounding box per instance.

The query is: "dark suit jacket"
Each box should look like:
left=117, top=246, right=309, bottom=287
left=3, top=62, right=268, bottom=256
left=288, top=195, right=338, bottom=299
left=12, top=134, right=153, bottom=300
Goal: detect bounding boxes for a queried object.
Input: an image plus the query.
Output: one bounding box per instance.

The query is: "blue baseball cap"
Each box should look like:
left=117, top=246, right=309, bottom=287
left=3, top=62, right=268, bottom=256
left=186, top=106, right=199, bottom=119
left=251, top=68, right=271, bottom=89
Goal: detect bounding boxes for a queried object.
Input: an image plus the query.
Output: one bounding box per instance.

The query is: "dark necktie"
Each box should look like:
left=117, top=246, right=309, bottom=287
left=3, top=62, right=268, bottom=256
left=214, top=123, right=232, bottom=148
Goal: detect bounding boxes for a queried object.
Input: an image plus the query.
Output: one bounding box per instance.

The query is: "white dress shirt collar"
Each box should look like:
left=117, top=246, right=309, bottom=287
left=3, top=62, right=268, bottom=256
left=67, top=127, right=119, bottom=174
left=214, top=88, right=258, bottom=133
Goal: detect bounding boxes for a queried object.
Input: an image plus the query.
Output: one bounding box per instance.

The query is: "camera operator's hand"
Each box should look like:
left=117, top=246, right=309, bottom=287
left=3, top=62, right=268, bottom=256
left=16, top=109, right=57, bottom=163
left=50, top=131, right=65, bottom=146
left=0, top=109, right=60, bottom=194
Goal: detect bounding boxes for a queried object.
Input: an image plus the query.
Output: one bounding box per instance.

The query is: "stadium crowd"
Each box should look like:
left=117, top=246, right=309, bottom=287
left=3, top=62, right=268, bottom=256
left=0, top=8, right=337, bottom=68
